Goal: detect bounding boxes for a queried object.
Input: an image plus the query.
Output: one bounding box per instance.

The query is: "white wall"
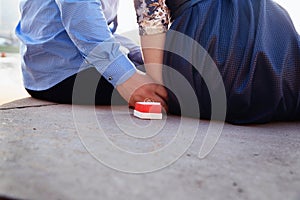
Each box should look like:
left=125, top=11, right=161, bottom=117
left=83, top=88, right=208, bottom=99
left=0, top=0, right=20, bottom=35
left=117, top=0, right=137, bottom=33
left=275, top=0, right=300, bottom=32
left=0, top=0, right=2, bottom=28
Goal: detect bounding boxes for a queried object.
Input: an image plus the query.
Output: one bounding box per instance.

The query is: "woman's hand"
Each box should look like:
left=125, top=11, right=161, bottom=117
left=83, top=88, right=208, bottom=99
left=116, top=71, right=168, bottom=111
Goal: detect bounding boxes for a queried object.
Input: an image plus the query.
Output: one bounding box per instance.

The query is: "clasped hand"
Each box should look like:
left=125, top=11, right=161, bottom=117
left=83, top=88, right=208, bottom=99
left=116, top=70, right=168, bottom=112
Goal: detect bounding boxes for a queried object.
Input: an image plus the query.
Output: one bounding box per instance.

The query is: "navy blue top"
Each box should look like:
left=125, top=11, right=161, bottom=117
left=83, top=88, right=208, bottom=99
left=163, top=0, right=300, bottom=123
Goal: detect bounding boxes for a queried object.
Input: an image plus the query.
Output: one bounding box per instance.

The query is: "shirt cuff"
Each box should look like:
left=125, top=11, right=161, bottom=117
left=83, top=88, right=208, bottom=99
left=83, top=38, right=137, bottom=87
left=101, top=55, right=137, bottom=87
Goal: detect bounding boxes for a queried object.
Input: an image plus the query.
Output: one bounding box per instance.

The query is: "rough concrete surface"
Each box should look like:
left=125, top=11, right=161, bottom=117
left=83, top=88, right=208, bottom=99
left=0, top=98, right=299, bottom=200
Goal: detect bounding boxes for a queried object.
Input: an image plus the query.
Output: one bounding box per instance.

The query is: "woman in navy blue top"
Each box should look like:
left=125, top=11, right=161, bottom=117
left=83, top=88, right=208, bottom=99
left=135, top=0, right=300, bottom=124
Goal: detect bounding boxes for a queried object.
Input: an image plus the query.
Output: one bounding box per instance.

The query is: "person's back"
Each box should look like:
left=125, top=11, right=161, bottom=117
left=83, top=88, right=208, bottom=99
left=169, top=0, right=300, bottom=123
left=134, top=0, right=300, bottom=124
left=16, top=0, right=168, bottom=108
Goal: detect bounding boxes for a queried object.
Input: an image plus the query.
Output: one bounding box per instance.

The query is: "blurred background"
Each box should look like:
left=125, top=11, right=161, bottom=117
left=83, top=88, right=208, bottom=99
left=0, top=0, right=299, bottom=105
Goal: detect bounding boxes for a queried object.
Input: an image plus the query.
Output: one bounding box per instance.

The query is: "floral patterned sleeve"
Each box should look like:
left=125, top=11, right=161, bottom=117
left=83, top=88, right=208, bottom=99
left=134, top=0, right=170, bottom=35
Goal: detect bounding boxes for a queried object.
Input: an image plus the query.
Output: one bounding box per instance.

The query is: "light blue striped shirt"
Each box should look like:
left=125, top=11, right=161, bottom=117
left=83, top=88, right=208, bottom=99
left=15, top=0, right=136, bottom=91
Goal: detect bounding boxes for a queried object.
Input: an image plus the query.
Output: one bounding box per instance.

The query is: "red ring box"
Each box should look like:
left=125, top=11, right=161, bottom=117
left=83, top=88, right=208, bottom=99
left=133, top=102, right=162, bottom=120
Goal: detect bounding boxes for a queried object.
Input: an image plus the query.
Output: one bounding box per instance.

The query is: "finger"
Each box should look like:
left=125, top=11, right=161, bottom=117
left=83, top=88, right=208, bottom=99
left=155, top=85, right=168, bottom=100
left=151, top=94, right=168, bottom=113
left=129, top=94, right=146, bottom=108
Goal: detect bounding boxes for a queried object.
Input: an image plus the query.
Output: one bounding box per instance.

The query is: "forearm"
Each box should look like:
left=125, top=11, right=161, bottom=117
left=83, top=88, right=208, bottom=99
left=134, top=0, right=169, bottom=84
left=140, top=33, right=166, bottom=84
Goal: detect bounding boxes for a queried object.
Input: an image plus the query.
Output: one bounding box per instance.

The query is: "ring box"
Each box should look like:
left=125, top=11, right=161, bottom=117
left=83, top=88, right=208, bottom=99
left=133, top=102, right=162, bottom=120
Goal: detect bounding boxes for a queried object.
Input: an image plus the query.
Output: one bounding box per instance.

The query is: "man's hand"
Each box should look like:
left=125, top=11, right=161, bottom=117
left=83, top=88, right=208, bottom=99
left=116, top=71, right=168, bottom=111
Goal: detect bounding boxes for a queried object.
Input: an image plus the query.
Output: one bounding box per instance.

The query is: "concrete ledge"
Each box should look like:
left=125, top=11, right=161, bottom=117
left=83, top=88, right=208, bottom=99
left=0, top=98, right=299, bottom=200
left=0, top=97, right=57, bottom=110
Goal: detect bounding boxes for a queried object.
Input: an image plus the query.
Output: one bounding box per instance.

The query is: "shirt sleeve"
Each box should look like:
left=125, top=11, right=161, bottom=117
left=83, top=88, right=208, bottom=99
left=55, top=0, right=136, bottom=87
left=134, top=0, right=170, bottom=35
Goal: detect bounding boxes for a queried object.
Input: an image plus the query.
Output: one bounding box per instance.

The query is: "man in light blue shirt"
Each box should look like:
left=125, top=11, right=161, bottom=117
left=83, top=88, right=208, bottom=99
left=15, top=0, right=167, bottom=107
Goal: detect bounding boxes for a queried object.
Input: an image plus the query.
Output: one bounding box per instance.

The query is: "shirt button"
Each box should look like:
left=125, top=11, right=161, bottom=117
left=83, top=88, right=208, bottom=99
left=108, top=76, right=113, bottom=81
